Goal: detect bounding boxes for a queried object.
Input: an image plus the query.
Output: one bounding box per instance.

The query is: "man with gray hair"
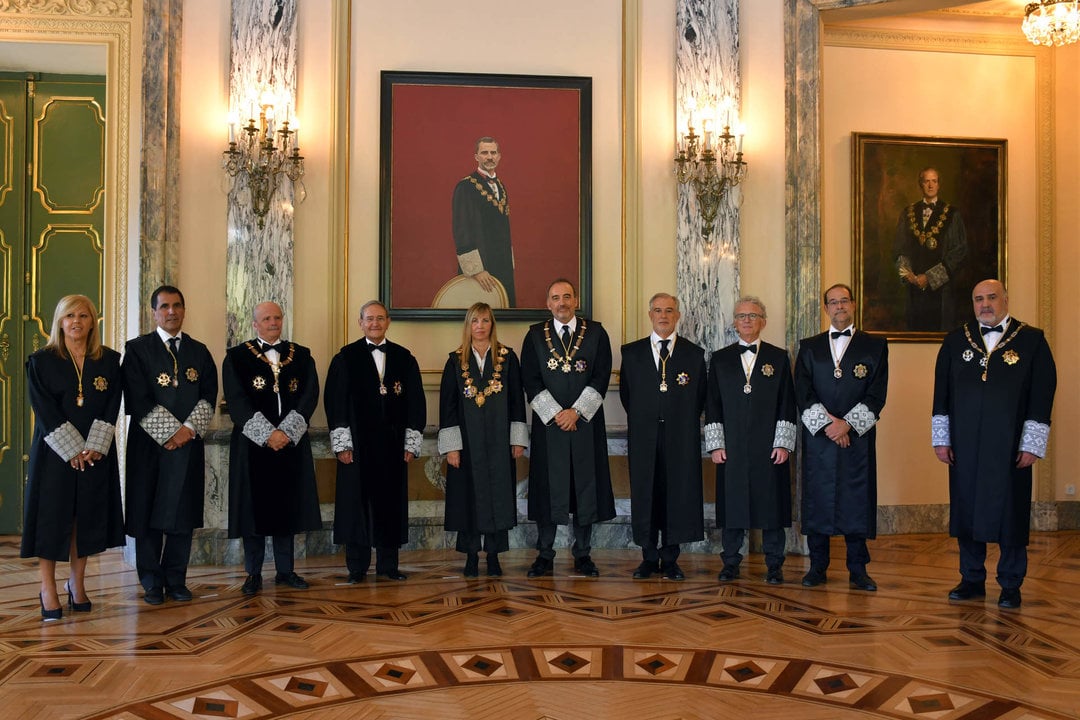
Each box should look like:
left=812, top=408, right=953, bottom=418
left=619, top=293, right=707, bottom=580
left=706, top=296, right=796, bottom=584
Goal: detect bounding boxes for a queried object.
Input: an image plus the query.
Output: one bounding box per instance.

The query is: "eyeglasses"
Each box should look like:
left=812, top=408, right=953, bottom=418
left=733, top=313, right=763, bottom=321
left=826, top=298, right=852, bottom=307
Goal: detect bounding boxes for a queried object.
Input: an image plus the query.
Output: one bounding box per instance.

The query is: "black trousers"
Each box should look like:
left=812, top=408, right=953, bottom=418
left=721, top=527, right=787, bottom=570
left=456, top=530, right=509, bottom=555
left=135, top=530, right=193, bottom=590
left=535, top=522, right=592, bottom=560
left=806, top=532, right=870, bottom=575
left=958, top=537, right=1027, bottom=589
left=243, top=534, right=294, bottom=576
left=346, top=543, right=399, bottom=575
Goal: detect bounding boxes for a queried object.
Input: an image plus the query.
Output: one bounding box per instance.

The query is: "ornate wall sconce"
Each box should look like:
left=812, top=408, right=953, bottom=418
left=222, top=93, right=305, bottom=227
left=674, top=102, right=746, bottom=246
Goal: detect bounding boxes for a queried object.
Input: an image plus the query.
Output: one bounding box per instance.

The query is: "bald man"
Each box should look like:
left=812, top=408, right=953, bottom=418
left=932, top=279, right=1056, bottom=610
left=223, top=302, right=322, bottom=595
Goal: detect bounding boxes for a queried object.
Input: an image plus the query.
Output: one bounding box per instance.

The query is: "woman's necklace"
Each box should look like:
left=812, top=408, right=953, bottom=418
left=462, top=345, right=505, bottom=407
left=69, top=351, right=86, bottom=407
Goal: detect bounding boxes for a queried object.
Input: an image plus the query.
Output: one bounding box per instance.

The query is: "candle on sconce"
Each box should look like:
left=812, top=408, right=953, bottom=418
left=292, top=121, right=300, bottom=151
left=735, top=122, right=745, bottom=154
left=227, top=111, right=238, bottom=143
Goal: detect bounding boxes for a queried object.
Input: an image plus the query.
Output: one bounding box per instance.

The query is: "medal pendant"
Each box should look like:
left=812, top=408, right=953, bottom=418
left=833, top=368, right=843, bottom=379
left=743, top=383, right=752, bottom=394
left=659, top=382, right=668, bottom=393
left=562, top=363, right=571, bottom=373
left=76, top=395, right=84, bottom=407
left=981, top=372, right=987, bottom=382
left=273, top=383, right=279, bottom=393
left=476, top=393, right=486, bottom=407
left=172, top=378, right=179, bottom=387
left=379, top=384, right=388, bottom=396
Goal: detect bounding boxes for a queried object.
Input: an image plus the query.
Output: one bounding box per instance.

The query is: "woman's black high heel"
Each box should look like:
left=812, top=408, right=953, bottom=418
left=39, top=593, right=63, bottom=621
left=65, top=581, right=92, bottom=612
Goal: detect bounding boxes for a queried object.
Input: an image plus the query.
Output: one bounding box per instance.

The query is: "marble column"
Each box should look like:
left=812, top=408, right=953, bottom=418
left=225, top=0, right=298, bottom=346
left=675, top=0, right=741, bottom=353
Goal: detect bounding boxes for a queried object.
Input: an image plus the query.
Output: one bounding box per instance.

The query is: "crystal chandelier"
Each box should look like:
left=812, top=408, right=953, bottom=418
left=1022, top=0, right=1080, bottom=47
left=222, top=97, right=305, bottom=227
left=674, top=105, right=747, bottom=245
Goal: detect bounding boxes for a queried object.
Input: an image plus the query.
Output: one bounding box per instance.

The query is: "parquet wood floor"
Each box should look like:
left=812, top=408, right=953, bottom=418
left=1, top=533, right=1079, bottom=719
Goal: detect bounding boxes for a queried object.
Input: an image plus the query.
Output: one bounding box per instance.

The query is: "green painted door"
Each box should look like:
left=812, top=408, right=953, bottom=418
left=0, top=73, right=105, bottom=534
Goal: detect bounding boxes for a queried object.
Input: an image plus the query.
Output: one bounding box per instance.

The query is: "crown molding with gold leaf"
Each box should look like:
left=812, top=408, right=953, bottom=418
left=0, top=0, right=131, bottom=17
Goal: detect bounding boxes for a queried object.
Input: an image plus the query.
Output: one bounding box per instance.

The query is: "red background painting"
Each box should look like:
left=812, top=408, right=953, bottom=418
left=386, top=82, right=583, bottom=310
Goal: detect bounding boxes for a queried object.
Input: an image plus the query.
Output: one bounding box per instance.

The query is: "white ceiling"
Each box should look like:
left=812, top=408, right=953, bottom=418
left=0, top=41, right=106, bottom=76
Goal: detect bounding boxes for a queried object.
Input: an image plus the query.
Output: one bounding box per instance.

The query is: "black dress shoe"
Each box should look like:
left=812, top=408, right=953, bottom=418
left=346, top=571, right=366, bottom=584
left=486, top=555, right=503, bottom=577
left=947, top=580, right=985, bottom=601
left=849, top=573, right=877, bottom=592
left=241, top=574, right=263, bottom=595
left=998, top=587, right=1022, bottom=609
left=275, top=572, right=309, bottom=589
left=40, top=593, right=63, bottom=620
left=633, top=561, right=659, bottom=579
left=574, top=557, right=600, bottom=577
left=144, top=587, right=165, bottom=605
left=527, top=557, right=553, bottom=578
left=765, top=569, right=784, bottom=585
left=717, top=565, right=740, bottom=582
left=662, top=562, right=685, bottom=581
left=801, top=568, right=828, bottom=587
left=166, top=585, right=193, bottom=601
left=65, top=581, right=92, bottom=612
left=382, top=570, right=407, bottom=581
left=463, top=554, right=479, bottom=578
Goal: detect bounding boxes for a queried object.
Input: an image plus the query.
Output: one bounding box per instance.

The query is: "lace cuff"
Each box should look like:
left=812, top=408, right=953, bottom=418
left=572, top=386, right=604, bottom=422
left=330, top=426, right=353, bottom=453
left=844, top=403, right=878, bottom=436
left=704, top=422, right=724, bottom=451
left=931, top=414, right=950, bottom=447
left=140, top=405, right=182, bottom=445
left=404, top=428, right=423, bottom=456
left=1020, top=420, right=1050, bottom=458
left=773, top=420, right=797, bottom=451
left=801, top=403, right=830, bottom=435
left=278, top=410, right=308, bottom=445
left=84, top=419, right=116, bottom=455
left=457, top=249, right=484, bottom=276
left=185, top=399, right=214, bottom=437
left=45, top=421, right=85, bottom=461
left=531, top=390, right=562, bottom=425
left=510, top=421, right=530, bottom=448
left=242, top=413, right=275, bottom=446
left=925, top=262, right=949, bottom=291
left=438, top=426, right=463, bottom=454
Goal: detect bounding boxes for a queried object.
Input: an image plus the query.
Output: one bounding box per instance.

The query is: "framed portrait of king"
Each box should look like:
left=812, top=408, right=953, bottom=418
left=379, top=70, right=592, bottom=320
left=852, top=132, right=1006, bottom=342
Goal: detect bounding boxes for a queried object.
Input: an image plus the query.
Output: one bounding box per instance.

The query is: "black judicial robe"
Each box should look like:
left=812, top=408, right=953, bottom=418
left=707, top=341, right=796, bottom=530
left=521, top=318, right=615, bottom=526
left=452, top=172, right=516, bottom=306
left=933, top=320, right=1056, bottom=546
left=223, top=341, right=322, bottom=539
left=22, top=348, right=125, bottom=560
left=325, top=339, right=425, bottom=547
left=439, top=346, right=525, bottom=536
left=618, top=335, right=707, bottom=546
left=123, top=333, right=218, bottom=536
left=795, top=331, right=888, bottom=538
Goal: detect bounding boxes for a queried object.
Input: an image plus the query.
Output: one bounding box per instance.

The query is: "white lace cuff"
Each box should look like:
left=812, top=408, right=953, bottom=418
left=242, top=412, right=275, bottom=446
left=457, top=249, right=484, bottom=276
left=925, top=262, right=949, bottom=290
left=45, top=421, right=85, bottom=461
left=531, top=390, right=562, bottom=425
left=704, top=422, right=724, bottom=451
left=438, top=426, right=463, bottom=454
left=572, top=386, right=604, bottom=422
left=801, top=403, right=830, bottom=435
left=278, top=409, right=308, bottom=445
left=330, top=426, right=353, bottom=453
left=140, top=405, right=182, bottom=445
left=185, top=399, right=214, bottom=437
left=773, top=420, right=797, bottom=451
left=84, top=419, right=115, bottom=455
left=931, top=414, right=950, bottom=447
left=1020, top=420, right=1050, bottom=458
left=511, top=421, right=530, bottom=448
left=404, top=428, right=423, bottom=456
left=844, top=403, right=878, bottom=436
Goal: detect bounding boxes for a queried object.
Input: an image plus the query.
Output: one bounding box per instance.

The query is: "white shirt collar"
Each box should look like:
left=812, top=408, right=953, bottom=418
left=553, top=317, right=577, bottom=336
left=155, top=327, right=183, bottom=344
left=650, top=331, right=677, bottom=346
left=980, top=315, right=1010, bottom=332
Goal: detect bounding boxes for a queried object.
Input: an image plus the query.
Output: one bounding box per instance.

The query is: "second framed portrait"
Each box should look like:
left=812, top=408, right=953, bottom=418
left=852, top=132, right=1006, bottom=342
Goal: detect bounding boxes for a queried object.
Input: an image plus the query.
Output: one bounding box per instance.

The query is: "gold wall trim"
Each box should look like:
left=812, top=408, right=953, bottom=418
left=621, top=0, right=642, bottom=346
left=330, top=0, right=351, bottom=348
left=30, top=222, right=102, bottom=337
left=0, top=98, right=12, bottom=206
left=0, top=12, right=132, bottom=352
left=32, top=96, right=106, bottom=214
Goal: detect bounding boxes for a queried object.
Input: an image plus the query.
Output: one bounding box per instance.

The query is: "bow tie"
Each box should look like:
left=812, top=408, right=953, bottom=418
left=830, top=329, right=851, bottom=339
left=740, top=344, right=757, bottom=354
left=368, top=343, right=385, bottom=352
left=981, top=324, right=1003, bottom=335
left=260, top=341, right=285, bottom=354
